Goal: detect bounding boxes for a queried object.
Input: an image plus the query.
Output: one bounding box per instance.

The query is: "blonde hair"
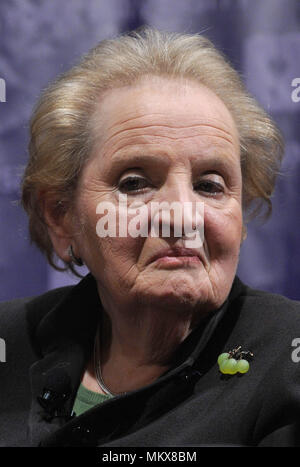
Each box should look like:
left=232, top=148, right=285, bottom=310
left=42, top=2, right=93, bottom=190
left=21, top=26, right=284, bottom=272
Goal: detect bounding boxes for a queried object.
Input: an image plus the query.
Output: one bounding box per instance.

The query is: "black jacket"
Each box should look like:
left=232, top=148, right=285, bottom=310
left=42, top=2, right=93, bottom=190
left=1, top=273, right=300, bottom=447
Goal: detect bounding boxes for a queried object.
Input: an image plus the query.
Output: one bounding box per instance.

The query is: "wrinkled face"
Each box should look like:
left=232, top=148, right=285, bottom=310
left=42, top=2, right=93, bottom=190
left=73, top=76, right=243, bottom=315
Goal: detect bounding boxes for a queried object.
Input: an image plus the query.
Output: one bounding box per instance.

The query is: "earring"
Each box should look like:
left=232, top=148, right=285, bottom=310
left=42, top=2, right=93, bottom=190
left=68, top=245, right=84, bottom=266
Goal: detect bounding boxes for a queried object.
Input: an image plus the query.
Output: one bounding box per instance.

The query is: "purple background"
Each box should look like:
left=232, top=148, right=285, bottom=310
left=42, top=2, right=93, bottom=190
left=0, top=0, right=299, bottom=302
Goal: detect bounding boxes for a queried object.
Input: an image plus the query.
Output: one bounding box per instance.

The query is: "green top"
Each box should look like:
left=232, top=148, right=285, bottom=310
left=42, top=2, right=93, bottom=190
left=72, top=383, right=113, bottom=417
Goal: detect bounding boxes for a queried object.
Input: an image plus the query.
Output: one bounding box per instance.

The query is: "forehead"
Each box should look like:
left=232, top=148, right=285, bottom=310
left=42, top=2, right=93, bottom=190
left=91, top=76, right=240, bottom=160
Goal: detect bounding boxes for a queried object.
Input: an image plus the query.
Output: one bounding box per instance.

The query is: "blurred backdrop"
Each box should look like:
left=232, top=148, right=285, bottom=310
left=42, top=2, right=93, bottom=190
left=0, top=0, right=299, bottom=302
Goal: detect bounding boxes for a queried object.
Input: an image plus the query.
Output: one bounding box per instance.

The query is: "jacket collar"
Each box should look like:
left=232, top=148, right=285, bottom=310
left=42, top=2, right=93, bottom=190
left=30, top=273, right=101, bottom=357
left=26, top=273, right=246, bottom=446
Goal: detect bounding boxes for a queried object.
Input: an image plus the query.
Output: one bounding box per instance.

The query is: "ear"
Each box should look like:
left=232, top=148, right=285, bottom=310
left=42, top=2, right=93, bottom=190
left=40, top=193, right=76, bottom=264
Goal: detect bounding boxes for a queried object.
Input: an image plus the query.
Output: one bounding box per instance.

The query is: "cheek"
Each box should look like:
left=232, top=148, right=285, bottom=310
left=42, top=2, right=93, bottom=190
left=105, top=236, right=144, bottom=269
left=204, top=204, right=243, bottom=259
left=78, top=200, right=145, bottom=273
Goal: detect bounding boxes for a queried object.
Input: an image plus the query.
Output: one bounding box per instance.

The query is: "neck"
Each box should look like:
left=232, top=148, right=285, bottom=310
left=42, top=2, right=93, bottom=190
left=97, top=307, right=193, bottom=394
left=87, top=282, right=210, bottom=395
left=90, top=280, right=205, bottom=392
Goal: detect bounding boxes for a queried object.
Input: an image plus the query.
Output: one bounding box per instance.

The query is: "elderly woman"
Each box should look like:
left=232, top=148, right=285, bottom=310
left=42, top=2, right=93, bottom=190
left=1, top=27, right=300, bottom=448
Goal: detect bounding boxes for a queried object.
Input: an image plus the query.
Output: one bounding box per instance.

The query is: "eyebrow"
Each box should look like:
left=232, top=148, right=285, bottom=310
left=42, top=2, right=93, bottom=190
left=102, top=150, right=171, bottom=174
left=102, top=149, right=239, bottom=177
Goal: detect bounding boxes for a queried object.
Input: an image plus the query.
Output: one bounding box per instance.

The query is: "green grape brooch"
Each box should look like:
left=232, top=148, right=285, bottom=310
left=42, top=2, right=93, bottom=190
left=218, top=346, right=254, bottom=375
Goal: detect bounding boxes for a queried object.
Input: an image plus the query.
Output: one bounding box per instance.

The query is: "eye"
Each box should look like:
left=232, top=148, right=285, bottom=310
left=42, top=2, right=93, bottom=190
left=118, top=175, right=151, bottom=194
left=193, top=179, right=224, bottom=196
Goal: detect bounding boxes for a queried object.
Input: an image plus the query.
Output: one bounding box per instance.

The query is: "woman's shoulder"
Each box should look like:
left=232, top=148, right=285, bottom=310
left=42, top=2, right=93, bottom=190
left=230, top=280, right=300, bottom=346
left=239, top=282, right=300, bottom=314
left=0, top=285, right=74, bottom=333
left=228, top=276, right=300, bottom=320
left=0, top=274, right=97, bottom=337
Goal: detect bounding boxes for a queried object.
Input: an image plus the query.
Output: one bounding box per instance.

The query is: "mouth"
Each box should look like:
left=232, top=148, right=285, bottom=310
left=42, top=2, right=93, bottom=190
left=147, top=247, right=203, bottom=268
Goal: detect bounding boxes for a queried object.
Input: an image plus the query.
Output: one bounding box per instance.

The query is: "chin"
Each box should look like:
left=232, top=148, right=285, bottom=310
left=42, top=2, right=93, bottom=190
left=137, top=283, right=212, bottom=315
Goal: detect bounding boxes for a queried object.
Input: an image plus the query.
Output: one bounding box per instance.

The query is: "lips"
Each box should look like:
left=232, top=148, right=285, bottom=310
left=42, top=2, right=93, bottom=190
left=148, top=247, right=202, bottom=265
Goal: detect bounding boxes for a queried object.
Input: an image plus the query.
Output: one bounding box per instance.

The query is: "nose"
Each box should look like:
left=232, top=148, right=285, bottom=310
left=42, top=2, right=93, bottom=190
left=150, top=174, right=204, bottom=246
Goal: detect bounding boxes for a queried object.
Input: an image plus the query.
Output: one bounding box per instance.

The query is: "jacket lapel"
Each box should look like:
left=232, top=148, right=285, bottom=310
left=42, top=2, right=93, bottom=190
left=26, top=274, right=100, bottom=446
